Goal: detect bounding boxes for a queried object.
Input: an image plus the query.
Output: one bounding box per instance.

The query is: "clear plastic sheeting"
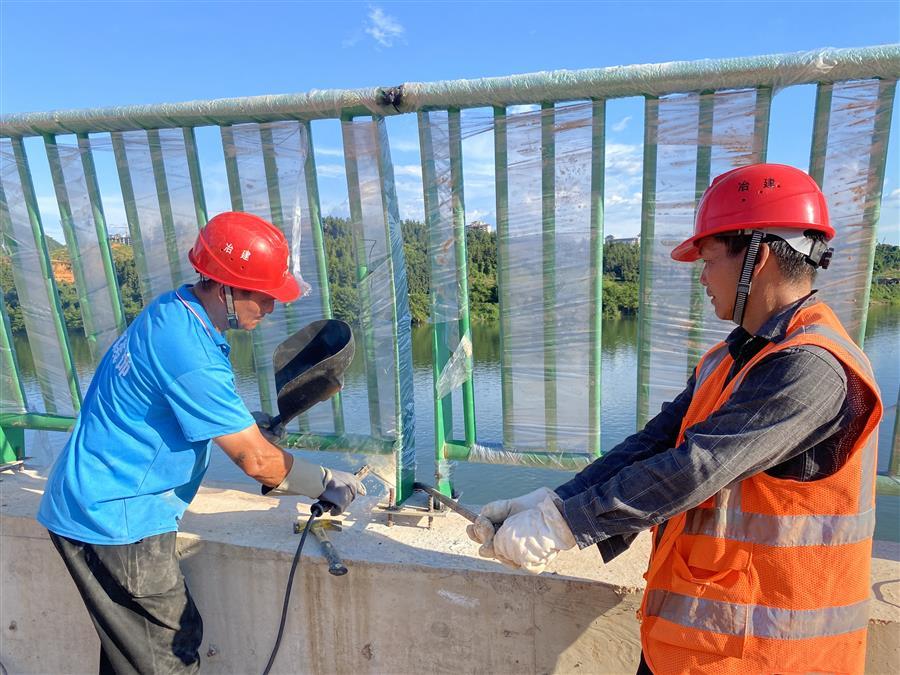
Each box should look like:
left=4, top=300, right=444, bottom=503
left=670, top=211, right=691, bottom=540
left=496, top=102, right=600, bottom=456
left=110, top=128, right=203, bottom=301
left=811, top=79, right=896, bottom=343
left=0, top=281, right=27, bottom=414
left=417, top=108, right=479, bottom=460
left=0, top=138, right=80, bottom=415
left=418, top=110, right=464, bottom=324
left=435, top=334, right=472, bottom=400
left=637, top=88, right=769, bottom=427
left=45, top=135, right=122, bottom=363
left=341, top=117, right=414, bottom=488
left=220, top=121, right=316, bottom=428
left=468, top=442, right=593, bottom=469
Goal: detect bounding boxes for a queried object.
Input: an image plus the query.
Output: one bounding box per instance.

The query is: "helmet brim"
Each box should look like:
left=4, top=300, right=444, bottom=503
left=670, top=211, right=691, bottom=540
left=268, top=274, right=302, bottom=303
left=670, top=221, right=835, bottom=263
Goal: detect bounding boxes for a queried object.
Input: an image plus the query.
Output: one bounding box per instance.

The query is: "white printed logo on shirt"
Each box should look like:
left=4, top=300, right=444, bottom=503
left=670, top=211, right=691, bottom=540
left=111, top=333, right=131, bottom=378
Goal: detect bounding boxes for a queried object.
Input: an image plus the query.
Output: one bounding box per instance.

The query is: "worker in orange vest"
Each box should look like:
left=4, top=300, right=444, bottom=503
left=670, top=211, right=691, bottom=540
left=468, top=163, right=883, bottom=674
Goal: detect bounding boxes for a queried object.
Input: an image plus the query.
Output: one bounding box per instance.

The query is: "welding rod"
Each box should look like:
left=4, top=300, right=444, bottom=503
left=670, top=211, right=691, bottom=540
left=412, top=482, right=483, bottom=524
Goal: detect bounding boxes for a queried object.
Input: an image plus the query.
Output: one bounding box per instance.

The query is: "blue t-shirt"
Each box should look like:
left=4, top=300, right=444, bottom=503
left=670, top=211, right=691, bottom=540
left=38, top=285, right=255, bottom=544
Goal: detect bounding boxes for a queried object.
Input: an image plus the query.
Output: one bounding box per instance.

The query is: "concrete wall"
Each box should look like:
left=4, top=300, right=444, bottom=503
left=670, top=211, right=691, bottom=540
left=1, top=470, right=897, bottom=674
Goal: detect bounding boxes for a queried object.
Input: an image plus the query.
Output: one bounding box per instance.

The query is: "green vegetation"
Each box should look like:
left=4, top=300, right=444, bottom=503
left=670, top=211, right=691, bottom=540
left=1, top=241, right=143, bottom=333
left=870, top=243, right=900, bottom=305
left=1, top=225, right=897, bottom=333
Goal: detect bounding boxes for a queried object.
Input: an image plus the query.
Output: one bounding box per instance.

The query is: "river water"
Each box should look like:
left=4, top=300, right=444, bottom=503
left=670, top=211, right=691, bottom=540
left=13, top=306, right=898, bottom=518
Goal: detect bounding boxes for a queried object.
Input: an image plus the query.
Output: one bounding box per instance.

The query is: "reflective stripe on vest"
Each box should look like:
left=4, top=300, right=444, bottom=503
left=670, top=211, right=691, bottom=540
left=646, top=590, right=870, bottom=640
left=695, top=342, right=730, bottom=386
left=682, top=504, right=876, bottom=546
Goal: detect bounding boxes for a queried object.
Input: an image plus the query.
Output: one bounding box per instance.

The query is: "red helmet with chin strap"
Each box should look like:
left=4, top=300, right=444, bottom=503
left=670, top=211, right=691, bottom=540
left=188, top=212, right=301, bottom=302
left=672, top=163, right=834, bottom=328
left=671, top=163, right=834, bottom=263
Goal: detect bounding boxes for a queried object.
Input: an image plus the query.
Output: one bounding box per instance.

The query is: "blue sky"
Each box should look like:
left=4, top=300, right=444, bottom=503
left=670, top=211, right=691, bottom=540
left=1, top=0, right=898, bottom=243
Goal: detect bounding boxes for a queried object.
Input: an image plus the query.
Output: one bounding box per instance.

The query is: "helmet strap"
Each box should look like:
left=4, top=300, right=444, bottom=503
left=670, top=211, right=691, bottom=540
left=732, top=230, right=765, bottom=328
left=224, top=286, right=239, bottom=330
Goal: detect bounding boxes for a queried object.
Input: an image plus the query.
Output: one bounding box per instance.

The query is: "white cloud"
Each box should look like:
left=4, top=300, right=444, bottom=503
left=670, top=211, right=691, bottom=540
left=315, top=163, right=347, bottom=179
left=611, top=116, right=632, bottom=133
left=365, top=7, right=405, bottom=48
left=390, top=139, right=420, bottom=154
left=393, top=164, right=422, bottom=178
left=314, top=147, right=345, bottom=158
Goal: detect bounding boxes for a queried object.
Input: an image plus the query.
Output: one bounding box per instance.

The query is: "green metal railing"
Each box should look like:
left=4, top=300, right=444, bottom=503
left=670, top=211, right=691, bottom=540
left=1, top=46, right=898, bottom=500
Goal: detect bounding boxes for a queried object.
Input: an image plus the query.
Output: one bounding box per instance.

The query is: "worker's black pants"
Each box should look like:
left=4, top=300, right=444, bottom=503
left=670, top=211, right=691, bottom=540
left=49, top=531, right=202, bottom=675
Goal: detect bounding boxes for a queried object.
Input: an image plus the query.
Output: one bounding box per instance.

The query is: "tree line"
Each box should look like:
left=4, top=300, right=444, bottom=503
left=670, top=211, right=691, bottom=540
left=1, top=219, right=897, bottom=333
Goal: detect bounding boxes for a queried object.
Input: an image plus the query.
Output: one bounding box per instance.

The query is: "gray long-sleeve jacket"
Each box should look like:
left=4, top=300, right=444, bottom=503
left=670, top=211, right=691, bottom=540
left=554, top=293, right=872, bottom=562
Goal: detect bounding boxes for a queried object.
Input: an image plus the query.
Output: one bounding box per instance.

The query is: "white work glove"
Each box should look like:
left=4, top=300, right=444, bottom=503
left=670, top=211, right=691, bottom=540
left=252, top=411, right=285, bottom=444
left=491, top=495, right=577, bottom=575
left=317, top=468, right=367, bottom=516
left=466, top=486, right=557, bottom=558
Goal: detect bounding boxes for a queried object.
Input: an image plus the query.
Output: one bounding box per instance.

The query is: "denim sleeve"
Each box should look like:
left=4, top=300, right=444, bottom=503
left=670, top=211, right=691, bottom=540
left=558, top=346, right=847, bottom=559
left=553, top=374, right=696, bottom=561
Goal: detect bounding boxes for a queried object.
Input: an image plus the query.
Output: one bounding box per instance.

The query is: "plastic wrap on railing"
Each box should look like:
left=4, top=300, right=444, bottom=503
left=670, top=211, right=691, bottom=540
left=110, top=128, right=203, bottom=301
left=0, top=277, right=28, bottom=415
left=637, top=88, right=769, bottom=427
left=419, top=110, right=464, bottom=324
left=810, top=78, right=895, bottom=344
left=495, top=101, right=600, bottom=456
left=0, top=139, right=80, bottom=415
left=341, top=117, right=415, bottom=489
left=221, top=121, right=320, bottom=426
left=467, top=442, right=593, bottom=469
left=45, top=136, right=122, bottom=363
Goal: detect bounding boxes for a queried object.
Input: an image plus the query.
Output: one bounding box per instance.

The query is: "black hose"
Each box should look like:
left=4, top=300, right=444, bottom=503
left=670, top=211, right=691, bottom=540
left=262, top=512, right=317, bottom=675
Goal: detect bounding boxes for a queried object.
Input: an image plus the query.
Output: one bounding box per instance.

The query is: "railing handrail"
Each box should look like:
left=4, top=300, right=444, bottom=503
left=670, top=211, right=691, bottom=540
left=2, top=45, right=899, bottom=137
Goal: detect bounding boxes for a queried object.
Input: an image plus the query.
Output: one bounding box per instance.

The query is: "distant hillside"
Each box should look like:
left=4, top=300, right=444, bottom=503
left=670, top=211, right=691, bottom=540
left=1, top=228, right=897, bottom=334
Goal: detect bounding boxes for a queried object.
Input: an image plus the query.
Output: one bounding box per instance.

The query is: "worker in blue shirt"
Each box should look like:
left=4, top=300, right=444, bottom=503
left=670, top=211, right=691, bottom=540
left=38, top=211, right=364, bottom=674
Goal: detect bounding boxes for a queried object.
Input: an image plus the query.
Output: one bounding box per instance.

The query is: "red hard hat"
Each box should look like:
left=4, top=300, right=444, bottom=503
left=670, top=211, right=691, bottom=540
left=671, top=163, right=834, bottom=262
left=188, top=212, right=301, bottom=302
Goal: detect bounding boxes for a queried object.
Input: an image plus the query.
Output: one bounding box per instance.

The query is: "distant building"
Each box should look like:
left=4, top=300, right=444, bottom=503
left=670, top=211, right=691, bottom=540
left=108, top=233, right=132, bottom=246
left=605, top=234, right=640, bottom=246
left=467, top=220, right=491, bottom=231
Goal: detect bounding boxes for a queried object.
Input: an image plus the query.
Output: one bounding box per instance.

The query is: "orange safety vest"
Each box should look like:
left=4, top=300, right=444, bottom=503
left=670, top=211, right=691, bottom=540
left=640, top=302, right=883, bottom=675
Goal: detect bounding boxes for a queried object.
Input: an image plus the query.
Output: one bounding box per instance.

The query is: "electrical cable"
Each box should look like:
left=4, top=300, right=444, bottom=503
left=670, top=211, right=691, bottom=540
left=261, top=511, right=317, bottom=675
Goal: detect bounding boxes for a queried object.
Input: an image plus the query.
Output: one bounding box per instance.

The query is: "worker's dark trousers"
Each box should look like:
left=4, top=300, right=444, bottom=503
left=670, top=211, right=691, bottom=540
left=48, top=531, right=202, bottom=675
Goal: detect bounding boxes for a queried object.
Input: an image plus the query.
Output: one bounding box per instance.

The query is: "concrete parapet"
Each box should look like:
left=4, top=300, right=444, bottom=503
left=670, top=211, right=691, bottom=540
left=1, top=469, right=897, bottom=674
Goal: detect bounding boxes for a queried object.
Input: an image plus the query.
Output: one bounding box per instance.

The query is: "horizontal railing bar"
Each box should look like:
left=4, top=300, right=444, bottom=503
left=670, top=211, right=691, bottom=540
left=0, top=415, right=398, bottom=457
left=282, top=433, right=397, bottom=455
left=2, top=46, right=898, bottom=137
left=443, top=440, right=594, bottom=469
left=0, top=413, right=76, bottom=432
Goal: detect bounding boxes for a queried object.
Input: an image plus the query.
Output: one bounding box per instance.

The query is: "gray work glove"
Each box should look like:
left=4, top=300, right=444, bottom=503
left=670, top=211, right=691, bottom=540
left=317, top=468, right=367, bottom=516
left=262, top=456, right=327, bottom=498
left=252, top=411, right=286, bottom=444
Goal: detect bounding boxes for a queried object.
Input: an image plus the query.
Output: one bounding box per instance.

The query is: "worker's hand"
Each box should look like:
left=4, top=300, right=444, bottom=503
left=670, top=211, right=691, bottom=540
left=317, top=468, right=367, bottom=516
left=466, top=486, right=557, bottom=558
left=251, top=411, right=285, bottom=444
left=490, top=495, right=576, bottom=574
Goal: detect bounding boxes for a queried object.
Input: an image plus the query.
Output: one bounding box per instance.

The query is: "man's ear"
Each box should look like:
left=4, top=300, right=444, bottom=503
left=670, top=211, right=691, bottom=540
left=752, top=242, right=771, bottom=277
